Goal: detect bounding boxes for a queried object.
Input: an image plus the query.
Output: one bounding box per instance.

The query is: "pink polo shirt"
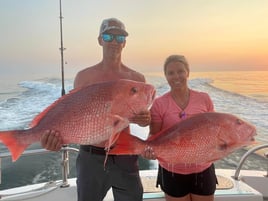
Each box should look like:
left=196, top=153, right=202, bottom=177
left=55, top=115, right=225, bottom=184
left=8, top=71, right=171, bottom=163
left=150, top=89, right=214, bottom=174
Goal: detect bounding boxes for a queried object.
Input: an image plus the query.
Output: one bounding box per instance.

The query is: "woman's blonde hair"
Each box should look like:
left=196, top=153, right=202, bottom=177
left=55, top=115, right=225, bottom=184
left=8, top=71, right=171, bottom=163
left=164, top=55, right=189, bottom=73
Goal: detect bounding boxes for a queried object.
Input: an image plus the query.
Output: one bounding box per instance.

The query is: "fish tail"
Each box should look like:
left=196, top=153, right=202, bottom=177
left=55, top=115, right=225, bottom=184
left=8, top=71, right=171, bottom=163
left=0, top=130, right=29, bottom=162
left=109, top=130, right=145, bottom=155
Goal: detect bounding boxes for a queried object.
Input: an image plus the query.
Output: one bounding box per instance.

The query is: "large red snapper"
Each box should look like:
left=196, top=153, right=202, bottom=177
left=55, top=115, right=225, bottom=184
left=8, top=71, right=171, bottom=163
left=0, top=79, right=156, bottom=161
left=109, top=112, right=256, bottom=167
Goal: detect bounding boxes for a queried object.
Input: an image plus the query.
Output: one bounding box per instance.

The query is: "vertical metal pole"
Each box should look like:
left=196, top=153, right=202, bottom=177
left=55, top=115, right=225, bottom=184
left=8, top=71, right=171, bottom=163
left=265, top=152, right=268, bottom=177
left=61, top=147, right=70, bottom=188
left=59, top=0, right=65, bottom=96
left=59, top=0, right=69, bottom=188
left=0, top=158, right=2, bottom=184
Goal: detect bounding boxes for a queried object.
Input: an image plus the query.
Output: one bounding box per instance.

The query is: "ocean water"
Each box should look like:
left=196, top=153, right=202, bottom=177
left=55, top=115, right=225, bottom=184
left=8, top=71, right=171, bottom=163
left=0, top=70, right=268, bottom=190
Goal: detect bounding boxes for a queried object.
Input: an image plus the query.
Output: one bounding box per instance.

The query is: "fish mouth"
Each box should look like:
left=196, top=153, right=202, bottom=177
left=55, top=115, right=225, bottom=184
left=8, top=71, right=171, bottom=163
left=144, top=87, right=156, bottom=108
left=126, top=88, right=156, bottom=116
left=250, top=136, right=255, bottom=142
left=146, top=89, right=156, bottom=109
left=248, top=130, right=257, bottom=144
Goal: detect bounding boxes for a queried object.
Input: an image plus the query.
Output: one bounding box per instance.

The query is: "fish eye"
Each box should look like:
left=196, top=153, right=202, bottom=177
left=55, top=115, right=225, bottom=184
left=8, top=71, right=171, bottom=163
left=113, top=119, right=120, bottom=127
left=130, top=87, right=138, bottom=94
left=236, top=119, right=243, bottom=125
left=219, top=142, right=228, bottom=151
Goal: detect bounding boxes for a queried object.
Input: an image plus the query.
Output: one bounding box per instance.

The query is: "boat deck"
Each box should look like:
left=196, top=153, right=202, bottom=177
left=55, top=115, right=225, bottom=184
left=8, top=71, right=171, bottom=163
left=1, top=145, right=267, bottom=201
left=139, top=169, right=264, bottom=201
left=0, top=169, right=266, bottom=201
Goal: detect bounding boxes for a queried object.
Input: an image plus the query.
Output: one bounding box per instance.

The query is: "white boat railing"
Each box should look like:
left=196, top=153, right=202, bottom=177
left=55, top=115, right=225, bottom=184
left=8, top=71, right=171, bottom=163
left=1, top=144, right=268, bottom=187
left=234, top=143, right=268, bottom=180
left=59, top=146, right=79, bottom=187
left=0, top=146, right=79, bottom=186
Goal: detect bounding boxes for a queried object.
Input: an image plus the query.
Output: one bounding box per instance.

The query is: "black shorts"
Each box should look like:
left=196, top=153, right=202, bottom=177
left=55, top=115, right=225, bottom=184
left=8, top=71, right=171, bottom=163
left=157, top=164, right=217, bottom=197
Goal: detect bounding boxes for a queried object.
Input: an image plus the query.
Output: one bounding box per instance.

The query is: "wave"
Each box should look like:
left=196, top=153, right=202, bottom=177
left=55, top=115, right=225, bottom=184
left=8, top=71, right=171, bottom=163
left=0, top=76, right=267, bottom=190
left=155, top=76, right=255, bottom=101
left=154, top=77, right=268, bottom=143
left=0, top=77, right=267, bottom=141
left=0, top=79, right=72, bottom=130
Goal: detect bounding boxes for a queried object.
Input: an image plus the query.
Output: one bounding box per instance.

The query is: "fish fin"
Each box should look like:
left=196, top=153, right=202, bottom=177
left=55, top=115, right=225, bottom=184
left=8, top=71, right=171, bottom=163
left=104, top=131, right=121, bottom=165
left=103, top=116, right=130, bottom=167
left=112, top=115, right=129, bottom=132
left=0, top=131, right=29, bottom=162
left=104, top=115, right=130, bottom=152
left=105, top=132, right=121, bottom=151
left=103, top=131, right=126, bottom=167
left=108, top=130, right=145, bottom=155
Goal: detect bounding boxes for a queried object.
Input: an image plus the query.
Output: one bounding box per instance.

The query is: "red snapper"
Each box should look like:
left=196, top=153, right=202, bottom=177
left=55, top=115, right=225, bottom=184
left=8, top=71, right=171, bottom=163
left=0, top=79, right=156, bottom=161
left=109, top=112, right=256, bottom=168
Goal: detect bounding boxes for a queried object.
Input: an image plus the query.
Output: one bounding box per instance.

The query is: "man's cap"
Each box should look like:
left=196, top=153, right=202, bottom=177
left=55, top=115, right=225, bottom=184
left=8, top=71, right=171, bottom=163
left=99, top=18, right=128, bottom=36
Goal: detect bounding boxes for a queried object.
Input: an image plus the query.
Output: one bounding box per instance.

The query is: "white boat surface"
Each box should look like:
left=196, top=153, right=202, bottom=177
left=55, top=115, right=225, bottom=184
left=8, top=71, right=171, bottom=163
left=0, top=144, right=267, bottom=201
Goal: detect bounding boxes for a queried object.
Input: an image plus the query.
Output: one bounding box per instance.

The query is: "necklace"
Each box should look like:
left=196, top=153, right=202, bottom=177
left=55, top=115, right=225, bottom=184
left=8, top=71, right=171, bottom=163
left=171, top=89, right=190, bottom=109
left=179, top=110, right=186, bottom=119
left=171, top=89, right=190, bottom=119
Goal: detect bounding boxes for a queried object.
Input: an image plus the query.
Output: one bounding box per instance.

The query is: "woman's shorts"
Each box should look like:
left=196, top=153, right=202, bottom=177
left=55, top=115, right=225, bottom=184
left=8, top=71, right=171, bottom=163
left=157, top=164, right=217, bottom=197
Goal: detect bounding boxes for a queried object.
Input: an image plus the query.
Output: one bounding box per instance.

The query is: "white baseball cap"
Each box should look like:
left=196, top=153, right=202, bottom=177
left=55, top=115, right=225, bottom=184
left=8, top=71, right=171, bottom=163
left=99, top=18, right=128, bottom=36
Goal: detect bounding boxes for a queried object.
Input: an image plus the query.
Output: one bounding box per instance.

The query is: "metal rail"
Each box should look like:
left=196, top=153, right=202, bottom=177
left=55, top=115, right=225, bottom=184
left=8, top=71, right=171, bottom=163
left=234, top=144, right=268, bottom=180
left=1, top=144, right=267, bottom=187
left=0, top=146, right=79, bottom=187
left=60, top=147, right=79, bottom=187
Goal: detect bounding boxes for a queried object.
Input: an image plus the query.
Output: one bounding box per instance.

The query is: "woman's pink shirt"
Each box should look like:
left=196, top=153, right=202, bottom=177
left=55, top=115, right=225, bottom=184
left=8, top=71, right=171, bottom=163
left=150, top=89, right=214, bottom=174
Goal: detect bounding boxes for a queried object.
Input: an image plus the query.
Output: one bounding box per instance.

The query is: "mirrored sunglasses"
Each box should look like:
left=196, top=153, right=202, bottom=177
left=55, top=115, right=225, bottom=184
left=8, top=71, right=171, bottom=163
left=101, top=33, right=126, bottom=43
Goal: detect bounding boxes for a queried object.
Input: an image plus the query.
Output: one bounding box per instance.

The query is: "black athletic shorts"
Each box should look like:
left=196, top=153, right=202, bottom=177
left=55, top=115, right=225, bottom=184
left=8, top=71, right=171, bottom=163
left=157, top=164, right=217, bottom=197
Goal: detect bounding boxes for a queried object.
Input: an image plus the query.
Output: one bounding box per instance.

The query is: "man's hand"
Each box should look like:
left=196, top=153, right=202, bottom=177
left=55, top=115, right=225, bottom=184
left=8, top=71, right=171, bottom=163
left=129, top=110, right=151, bottom=127
left=41, top=130, right=63, bottom=151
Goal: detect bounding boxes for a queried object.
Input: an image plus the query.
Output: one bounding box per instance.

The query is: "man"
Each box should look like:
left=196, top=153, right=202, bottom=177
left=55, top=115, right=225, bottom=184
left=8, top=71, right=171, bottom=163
left=41, top=18, right=150, bottom=201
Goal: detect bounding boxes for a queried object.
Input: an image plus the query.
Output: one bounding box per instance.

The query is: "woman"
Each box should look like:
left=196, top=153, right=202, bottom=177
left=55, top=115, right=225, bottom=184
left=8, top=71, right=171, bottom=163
left=143, top=55, right=217, bottom=201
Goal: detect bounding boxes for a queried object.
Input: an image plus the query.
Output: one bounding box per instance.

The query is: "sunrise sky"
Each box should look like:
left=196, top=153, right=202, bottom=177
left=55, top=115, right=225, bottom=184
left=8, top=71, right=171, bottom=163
left=1, top=0, right=268, bottom=77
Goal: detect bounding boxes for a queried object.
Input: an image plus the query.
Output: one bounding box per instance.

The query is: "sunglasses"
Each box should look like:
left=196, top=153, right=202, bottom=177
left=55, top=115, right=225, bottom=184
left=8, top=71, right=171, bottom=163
left=101, top=33, right=126, bottom=43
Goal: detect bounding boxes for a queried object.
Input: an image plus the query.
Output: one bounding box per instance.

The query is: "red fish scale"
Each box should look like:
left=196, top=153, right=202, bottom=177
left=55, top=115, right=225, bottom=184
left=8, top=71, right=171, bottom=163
left=0, top=79, right=155, bottom=161
left=152, top=113, right=256, bottom=166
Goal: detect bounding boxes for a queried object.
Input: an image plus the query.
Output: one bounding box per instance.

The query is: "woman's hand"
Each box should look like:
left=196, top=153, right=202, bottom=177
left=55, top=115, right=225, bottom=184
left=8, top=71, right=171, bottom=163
left=141, top=146, right=156, bottom=160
